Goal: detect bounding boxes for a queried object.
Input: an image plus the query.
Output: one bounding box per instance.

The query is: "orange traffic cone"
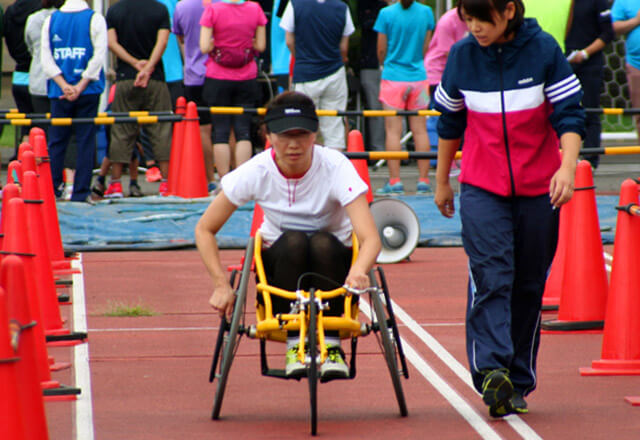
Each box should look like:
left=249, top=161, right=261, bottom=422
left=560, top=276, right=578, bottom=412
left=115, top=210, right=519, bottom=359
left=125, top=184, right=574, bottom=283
left=168, top=96, right=187, bottom=196
left=0, top=183, right=21, bottom=254
left=17, top=142, right=34, bottom=162
left=1, top=198, right=69, bottom=382
left=20, top=149, right=37, bottom=174
left=542, top=160, right=608, bottom=332
left=0, top=286, right=25, bottom=440
left=541, top=196, right=574, bottom=310
left=0, top=256, right=50, bottom=440
left=6, top=160, right=22, bottom=186
left=347, top=130, right=373, bottom=203
left=175, top=101, right=208, bottom=198
left=580, top=179, right=640, bottom=375
left=625, top=396, right=640, bottom=406
left=29, top=126, right=46, bottom=146
left=33, top=133, right=68, bottom=268
left=22, top=171, right=66, bottom=335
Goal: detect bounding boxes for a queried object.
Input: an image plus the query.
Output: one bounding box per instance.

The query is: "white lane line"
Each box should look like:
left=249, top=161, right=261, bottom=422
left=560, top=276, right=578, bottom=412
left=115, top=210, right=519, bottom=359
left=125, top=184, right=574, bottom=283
left=604, top=251, right=612, bottom=272
left=359, top=301, right=503, bottom=440
left=72, top=255, right=95, bottom=440
left=389, top=299, right=543, bottom=440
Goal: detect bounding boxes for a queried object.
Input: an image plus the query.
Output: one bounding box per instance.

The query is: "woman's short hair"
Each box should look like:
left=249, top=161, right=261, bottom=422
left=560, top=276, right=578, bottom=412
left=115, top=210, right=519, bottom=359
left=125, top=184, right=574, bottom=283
left=457, top=0, right=525, bottom=38
left=43, top=0, right=65, bottom=9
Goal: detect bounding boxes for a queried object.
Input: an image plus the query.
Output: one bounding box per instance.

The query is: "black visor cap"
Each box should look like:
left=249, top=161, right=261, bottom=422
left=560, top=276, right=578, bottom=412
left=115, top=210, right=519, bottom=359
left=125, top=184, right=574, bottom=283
left=264, top=104, right=319, bottom=133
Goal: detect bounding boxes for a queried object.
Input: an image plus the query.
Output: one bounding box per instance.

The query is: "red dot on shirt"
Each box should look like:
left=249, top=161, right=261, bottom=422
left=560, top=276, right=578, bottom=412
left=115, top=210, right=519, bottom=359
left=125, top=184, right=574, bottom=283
left=348, top=187, right=352, bottom=192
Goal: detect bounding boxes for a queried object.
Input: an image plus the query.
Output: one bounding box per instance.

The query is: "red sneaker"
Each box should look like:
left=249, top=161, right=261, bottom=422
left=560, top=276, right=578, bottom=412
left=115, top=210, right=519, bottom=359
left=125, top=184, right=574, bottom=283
left=104, top=181, right=123, bottom=198
left=158, top=181, right=169, bottom=196
left=145, top=166, right=162, bottom=183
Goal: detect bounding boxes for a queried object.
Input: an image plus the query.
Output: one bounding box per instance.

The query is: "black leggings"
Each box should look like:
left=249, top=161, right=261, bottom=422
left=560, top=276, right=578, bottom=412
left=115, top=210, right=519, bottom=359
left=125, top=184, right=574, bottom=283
left=261, top=231, right=352, bottom=318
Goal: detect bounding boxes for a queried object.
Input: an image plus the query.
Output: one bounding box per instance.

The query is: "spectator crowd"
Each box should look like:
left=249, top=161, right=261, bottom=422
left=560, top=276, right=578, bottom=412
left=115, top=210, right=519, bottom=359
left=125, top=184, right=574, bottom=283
left=0, top=0, right=625, bottom=203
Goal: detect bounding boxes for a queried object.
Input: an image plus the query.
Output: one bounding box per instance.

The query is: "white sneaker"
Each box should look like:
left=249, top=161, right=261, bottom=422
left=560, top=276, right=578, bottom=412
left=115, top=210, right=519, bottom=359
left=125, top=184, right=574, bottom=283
left=285, top=345, right=306, bottom=377
left=62, top=184, right=73, bottom=201
left=320, top=345, right=348, bottom=379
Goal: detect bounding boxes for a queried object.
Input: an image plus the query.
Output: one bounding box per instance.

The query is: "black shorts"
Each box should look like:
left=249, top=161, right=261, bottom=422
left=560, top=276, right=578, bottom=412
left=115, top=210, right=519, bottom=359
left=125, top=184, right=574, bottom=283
left=184, top=84, right=211, bottom=125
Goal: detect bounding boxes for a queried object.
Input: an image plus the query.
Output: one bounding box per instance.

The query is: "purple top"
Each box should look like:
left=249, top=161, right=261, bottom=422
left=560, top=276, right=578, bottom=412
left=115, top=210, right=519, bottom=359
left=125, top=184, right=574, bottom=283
left=173, top=0, right=219, bottom=86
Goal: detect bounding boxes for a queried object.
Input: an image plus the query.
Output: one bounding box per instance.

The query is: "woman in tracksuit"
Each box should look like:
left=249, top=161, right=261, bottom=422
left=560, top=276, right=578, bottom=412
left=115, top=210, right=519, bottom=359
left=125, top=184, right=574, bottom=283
left=433, top=0, right=585, bottom=417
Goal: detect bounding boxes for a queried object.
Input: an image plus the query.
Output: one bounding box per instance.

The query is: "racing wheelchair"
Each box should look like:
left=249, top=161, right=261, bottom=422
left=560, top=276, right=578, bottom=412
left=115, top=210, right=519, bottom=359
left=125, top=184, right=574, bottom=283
left=208, top=232, right=409, bottom=435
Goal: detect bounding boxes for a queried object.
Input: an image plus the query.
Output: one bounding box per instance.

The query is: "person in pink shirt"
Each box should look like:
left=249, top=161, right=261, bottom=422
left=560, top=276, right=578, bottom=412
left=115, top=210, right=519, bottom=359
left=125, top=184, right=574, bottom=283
left=199, top=0, right=267, bottom=177
left=425, top=7, right=468, bottom=97
left=424, top=8, right=468, bottom=174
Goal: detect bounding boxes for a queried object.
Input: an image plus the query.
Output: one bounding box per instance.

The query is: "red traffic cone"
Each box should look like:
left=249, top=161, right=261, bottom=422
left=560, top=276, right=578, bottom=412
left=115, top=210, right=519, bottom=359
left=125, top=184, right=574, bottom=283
left=542, top=160, right=608, bottom=332
left=29, top=126, right=46, bottom=146
left=0, top=286, right=25, bottom=440
left=168, top=96, right=186, bottom=196
left=0, top=183, right=21, bottom=254
left=7, top=160, right=22, bottom=186
left=33, top=133, right=68, bottom=268
left=347, top=130, right=373, bottom=203
left=17, top=142, right=34, bottom=162
left=580, top=179, right=640, bottom=375
left=0, top=255, right=50, bottom=440
left=22, top=171, right=66, bottom=335
left=1, top=198, right=68, bottom=382
left=20, top=149, right=37, bottom=174
left=175, top=101, right=208, bottom=198
left=541, top=197, right=574, bottom=310
left=625, top=396, right=640, bottom=406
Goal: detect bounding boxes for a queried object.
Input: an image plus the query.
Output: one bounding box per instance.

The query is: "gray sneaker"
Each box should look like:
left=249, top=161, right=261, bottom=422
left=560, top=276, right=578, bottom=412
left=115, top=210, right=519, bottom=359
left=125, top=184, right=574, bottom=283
left=320, top=345, right=348, bottom=379
left=285, top=345, right=305, bottom=378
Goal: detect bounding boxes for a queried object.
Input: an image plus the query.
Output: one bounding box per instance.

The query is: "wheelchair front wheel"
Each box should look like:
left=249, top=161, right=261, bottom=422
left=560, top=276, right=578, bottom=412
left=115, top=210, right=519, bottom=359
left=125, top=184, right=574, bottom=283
left=307, top=291, right=318, bottom=436
left=369, top=273, right=408, bottom=417
left=211, top=238, right=254, bottom=420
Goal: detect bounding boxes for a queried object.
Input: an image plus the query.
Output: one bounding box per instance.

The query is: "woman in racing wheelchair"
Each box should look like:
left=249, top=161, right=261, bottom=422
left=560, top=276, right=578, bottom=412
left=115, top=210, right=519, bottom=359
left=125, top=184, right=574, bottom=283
left=195, top=90, right=381, bottom=380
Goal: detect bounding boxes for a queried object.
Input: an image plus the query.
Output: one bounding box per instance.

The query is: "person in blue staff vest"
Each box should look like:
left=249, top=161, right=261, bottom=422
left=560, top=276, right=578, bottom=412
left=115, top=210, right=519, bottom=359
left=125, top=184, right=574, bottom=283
left=40, top=0, right=107, bottom=203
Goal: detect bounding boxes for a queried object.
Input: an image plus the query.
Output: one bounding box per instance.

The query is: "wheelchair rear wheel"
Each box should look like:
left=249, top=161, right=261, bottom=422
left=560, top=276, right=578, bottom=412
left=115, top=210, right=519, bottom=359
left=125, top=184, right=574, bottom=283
left=369, top=270, right=408, bottom=417
left=211, top=238, right=254, bottom=420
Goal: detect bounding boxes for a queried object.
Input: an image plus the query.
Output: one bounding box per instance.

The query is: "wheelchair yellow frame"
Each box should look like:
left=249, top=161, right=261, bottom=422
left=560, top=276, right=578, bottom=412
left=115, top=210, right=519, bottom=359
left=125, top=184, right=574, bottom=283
left=252, top=231, right=365, bottom=366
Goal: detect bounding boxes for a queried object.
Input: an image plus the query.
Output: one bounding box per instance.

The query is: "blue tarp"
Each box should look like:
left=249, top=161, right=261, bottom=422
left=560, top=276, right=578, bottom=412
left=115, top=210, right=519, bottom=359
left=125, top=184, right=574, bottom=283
left=57, top=195, right=619, bottom=251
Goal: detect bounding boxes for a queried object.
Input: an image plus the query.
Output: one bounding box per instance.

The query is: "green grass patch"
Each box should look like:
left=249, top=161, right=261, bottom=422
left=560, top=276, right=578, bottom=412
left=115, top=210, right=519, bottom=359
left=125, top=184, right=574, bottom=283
left=602, top=114, right=634, bottom=132
left=102, top=300, right=157, bottom=317
left=0, top=125, right=16, bottom=148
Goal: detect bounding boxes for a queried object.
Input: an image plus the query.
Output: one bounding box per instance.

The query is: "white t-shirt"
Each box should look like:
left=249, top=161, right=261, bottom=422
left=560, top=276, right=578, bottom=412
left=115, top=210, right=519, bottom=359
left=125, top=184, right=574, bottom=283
left=222, top=146, right=367, bottom=246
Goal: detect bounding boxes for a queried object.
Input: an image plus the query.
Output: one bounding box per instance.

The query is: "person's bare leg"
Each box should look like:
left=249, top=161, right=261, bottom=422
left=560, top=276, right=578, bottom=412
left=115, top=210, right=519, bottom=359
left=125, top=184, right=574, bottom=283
left=213, top=143, right=231, bottom=177
left=158, top=160, right=169, bottom=179
left=111, top=162, right=124, bottom=180
left=129, top=156, right=139, bottom=181
left=99, top=156, right=111, bottom=177
left=228, top=128, right=237, bottom=171
left=235, top=140, right=252, bottom=168
left=200, top=123, right=214, bottom=182
left=408, top=115, right=430, bottom=180
left=383, top=104, right=404, bottom=181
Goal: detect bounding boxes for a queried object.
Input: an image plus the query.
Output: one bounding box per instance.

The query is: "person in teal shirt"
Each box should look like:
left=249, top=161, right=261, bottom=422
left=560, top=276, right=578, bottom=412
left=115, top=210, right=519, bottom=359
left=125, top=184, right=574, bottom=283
left=612, top=0, right=640, bottom=144
left=374, top=0, right=434, bottom=195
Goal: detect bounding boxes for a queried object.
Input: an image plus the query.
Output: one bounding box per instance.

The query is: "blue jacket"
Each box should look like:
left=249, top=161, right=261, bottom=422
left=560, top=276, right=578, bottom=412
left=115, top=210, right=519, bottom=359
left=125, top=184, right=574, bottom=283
left=435, top=18, right=585, bottom=197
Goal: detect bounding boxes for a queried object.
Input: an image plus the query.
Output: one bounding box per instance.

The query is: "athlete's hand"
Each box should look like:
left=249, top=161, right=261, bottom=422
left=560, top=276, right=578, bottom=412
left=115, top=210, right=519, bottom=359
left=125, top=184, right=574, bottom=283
left=209, top=283, right=235, bottom=320
left=345, top=268, right=369, bottom=291
left=435, top=181, right=455, bottom=218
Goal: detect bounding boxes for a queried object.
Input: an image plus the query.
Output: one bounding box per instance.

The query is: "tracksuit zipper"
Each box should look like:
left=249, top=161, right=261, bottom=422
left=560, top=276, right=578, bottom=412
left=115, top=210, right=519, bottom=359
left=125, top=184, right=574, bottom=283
left=497, top=47, right=516, bottom=196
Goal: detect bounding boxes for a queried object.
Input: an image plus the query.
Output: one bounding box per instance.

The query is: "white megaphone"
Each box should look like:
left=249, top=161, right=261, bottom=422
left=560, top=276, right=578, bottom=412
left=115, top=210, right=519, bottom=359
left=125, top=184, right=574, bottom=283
left=370, top=198, right=420, bottom=264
